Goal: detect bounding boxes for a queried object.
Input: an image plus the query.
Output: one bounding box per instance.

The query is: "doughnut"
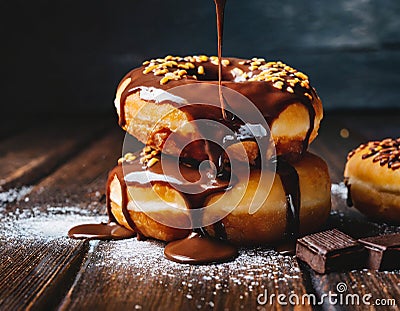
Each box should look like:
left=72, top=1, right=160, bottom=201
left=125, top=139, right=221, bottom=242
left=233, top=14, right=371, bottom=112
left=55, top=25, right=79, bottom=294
left=344, top=138, right=400, bottom=224
left=107, top=151, right=331, bottom=245
left=114, top=55, right=323, bottom=161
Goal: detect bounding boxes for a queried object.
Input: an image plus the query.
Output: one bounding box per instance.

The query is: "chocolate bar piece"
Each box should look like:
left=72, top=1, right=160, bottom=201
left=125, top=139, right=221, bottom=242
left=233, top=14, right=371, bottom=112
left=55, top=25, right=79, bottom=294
left=358, top=233, right=400, bottom=271
left=296, top=229, right=366, bottom=274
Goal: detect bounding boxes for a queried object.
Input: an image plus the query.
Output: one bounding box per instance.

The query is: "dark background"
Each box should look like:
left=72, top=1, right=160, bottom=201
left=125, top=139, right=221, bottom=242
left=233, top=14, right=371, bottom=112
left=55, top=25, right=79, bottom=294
left=2, top=0, right=400, bottom=118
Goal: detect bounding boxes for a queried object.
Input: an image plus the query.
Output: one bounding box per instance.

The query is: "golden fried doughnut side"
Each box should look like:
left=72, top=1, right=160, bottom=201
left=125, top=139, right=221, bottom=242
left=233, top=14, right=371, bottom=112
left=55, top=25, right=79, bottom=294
left=118, top=93, right=322, bottom=160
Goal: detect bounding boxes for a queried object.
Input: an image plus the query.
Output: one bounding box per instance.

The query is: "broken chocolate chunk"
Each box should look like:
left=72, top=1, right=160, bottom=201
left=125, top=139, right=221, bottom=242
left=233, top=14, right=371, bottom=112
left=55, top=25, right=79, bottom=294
left=358, top=232, right=400, bottom=271
left=296, top=229, right=367, bottom=274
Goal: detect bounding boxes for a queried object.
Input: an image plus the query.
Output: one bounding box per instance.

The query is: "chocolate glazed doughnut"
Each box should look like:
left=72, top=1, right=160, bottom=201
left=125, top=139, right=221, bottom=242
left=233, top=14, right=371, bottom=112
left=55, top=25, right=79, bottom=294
left=115, top=55, right=323, bottom=162
left=345, top=138, right=400, bottom=223
left=105, top=151, right=331, bottom=246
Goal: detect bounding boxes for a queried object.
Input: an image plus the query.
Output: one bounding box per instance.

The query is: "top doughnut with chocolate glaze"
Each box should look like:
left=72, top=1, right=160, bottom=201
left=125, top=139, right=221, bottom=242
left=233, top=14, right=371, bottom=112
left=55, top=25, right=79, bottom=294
left=114, top=55, right=323, bottom=162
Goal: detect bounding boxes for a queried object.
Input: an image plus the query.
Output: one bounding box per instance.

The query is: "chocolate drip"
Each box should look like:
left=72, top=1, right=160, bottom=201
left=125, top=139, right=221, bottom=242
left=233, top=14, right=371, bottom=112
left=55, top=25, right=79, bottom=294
left=301, top=93, right=316, bottom=153
left=214, top=0, right=232, bottom=121
left=107, top=165, right=143, bottom=236
left=106, top=167, right=118, bottom=223
left=275, top=157, right=301, bottom=239
left=69, top=165, right=145, bottom=241
left=213, top=220, right=228, bottom=240
left=344, top=178, right=353, bottom=207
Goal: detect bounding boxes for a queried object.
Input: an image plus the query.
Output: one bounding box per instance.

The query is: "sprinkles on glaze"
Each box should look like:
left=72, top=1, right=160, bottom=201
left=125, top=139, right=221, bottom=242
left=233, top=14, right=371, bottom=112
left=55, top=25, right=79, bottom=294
left=141, top=55, right=312, bottom=98
left=348, top=138, right=400, bottom=171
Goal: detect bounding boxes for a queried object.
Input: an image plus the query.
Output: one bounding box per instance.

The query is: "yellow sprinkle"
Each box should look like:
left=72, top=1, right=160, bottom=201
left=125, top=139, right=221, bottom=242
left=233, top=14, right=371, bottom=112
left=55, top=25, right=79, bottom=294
left=178, top=64, right=189, bottom=69
left=198, top=65, right=205, bottom=75
left=300, top=81, right=309, bottom=88
left=160, top=76, right=170, bottom=85
left=295, top=72, right=309, bottom=80
left=143, top=65, right=158, bottom=74
left=273, top=81, right=284, bottom=89
left=199, top=55, right=209, bottom=62
left=287, top=86, right=294, bottom=93
left=142, top=60, right=150, bottom=66
left=178, top=69, right=187, bottom=76
left=147, top=157, right=159, bottom=168
left=154, top=69, right=168, bottom=76
left=221, top=59, right=230, bottom=66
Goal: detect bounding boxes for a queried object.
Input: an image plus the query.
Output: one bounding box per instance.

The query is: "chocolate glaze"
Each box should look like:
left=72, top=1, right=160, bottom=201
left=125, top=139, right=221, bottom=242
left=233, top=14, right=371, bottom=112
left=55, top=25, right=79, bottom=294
left=213, top=220, right=228, bottom=240
left=107, top=165, right=147, bottom=240
left=164, top=231, right=237, bottom=264
left=347, top=138, right=400, bottom=171
left=344, top=177, right=353, bottom=207
left=275, top=157, right=301, bottom=239
left=177, top=102, right=271, bottom=176
left=69, top=165, right=146, bottom=241
left=68, top=222, right=136, bottom=240
left=214, top=0, right=231, bottom=121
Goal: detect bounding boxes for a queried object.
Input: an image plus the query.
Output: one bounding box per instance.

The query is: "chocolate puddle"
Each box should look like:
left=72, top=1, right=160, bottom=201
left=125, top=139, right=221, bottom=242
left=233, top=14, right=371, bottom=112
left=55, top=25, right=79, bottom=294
left=164, top=231, right=237, bottom=264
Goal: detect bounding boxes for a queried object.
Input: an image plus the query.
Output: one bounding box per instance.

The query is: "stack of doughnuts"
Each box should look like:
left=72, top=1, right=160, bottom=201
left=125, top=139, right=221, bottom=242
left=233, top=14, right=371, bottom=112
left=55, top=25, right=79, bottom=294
left=108, top=55, right=331, bottom=245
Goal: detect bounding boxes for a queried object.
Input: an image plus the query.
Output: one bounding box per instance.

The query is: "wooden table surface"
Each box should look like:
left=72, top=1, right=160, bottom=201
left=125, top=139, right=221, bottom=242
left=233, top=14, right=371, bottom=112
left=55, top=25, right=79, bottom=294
left=0, top=111, right=399, bottom=311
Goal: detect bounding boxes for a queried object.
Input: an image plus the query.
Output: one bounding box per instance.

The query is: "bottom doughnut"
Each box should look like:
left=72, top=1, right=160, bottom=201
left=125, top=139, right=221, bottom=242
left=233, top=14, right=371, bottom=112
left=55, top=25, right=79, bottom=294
left=108, top=152, right=331, bottom=245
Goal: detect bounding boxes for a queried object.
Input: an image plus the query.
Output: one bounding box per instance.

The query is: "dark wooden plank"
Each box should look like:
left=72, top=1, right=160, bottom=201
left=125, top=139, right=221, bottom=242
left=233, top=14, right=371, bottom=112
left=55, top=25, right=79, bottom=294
left=0, top=236, right=88, bottom=311
left=59, top=240, right=312, bottom=311
left=0, top=126, right=136, bottom=310
left=0, top=117, right=111, bottom=191
left=8, top=127, right=134, bottom=213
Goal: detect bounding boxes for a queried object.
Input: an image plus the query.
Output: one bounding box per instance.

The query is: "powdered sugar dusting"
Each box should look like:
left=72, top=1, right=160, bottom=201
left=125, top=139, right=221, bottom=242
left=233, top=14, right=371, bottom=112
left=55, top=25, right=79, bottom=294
left=0, top=206, right=106, bottom=241
left=0, top=186, right=32, bottom=209
left=65, top=238, right=306, bottom=310
left=331, top=182, right=348, bottom=200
